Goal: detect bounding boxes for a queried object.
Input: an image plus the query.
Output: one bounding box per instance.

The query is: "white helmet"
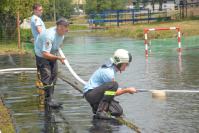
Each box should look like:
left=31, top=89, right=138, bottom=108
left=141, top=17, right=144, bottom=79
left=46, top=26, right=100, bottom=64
left=112, top=49, right=132, bottom=65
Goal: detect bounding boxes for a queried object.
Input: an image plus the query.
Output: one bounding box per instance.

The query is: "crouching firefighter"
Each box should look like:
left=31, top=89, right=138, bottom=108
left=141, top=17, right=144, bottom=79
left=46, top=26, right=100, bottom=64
left=83, top=49, right=137, bottom=119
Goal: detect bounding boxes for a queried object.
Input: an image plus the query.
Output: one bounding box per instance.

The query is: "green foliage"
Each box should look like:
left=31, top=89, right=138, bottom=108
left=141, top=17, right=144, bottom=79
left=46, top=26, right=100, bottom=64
left=135, top=28, right=143, bottom=39
left=0, top=0, right=48, bottom=40
left=93, top=15, right=104, bottom=26
left=55, top=0, right=73, bottom=19
left=24, top=42, right=35, bottom=54
left=0, top=0, right=49, bottom=20
left=69, top=25, right=88, bottom=31
left=0, top=0, right=73, bottom=40
left=20, top=29, right=32, bottom=42
left=43, top=0, right=73, bottom=21
left=85, top=0, right=127, bottom=14
left=188, top=16, right=199, bottom=20
left=134, top=0, right=141, bottom=9
left=0, top=100, right=15, bottom=133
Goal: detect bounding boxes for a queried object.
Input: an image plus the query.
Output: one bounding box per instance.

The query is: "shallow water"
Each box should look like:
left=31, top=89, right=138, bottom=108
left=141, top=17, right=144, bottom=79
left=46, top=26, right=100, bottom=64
left=0, top=35, right=199, bottom=133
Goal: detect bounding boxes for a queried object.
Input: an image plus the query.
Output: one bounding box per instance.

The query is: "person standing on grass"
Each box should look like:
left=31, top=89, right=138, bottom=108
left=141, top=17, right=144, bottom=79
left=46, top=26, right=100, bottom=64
left=83, top=49, right=137, bottom=119
left=31, top=3, right=46, bottom=43
left=34, top=18, right=69, bottom=108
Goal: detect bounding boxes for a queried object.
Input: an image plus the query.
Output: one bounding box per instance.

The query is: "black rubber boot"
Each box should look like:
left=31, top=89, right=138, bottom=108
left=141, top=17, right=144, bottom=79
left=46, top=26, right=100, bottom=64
left=45, top=86, right=63, bottom=109
left=95, top=111, right=111, bottom=120
left=95, top=101, right=111, bottom=119
left=48, top=100, right=63, bottom=109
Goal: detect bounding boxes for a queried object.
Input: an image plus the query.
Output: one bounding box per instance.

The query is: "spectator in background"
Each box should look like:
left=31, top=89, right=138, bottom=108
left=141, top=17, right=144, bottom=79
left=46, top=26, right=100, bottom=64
left=31, top=3, right=46, bottom=43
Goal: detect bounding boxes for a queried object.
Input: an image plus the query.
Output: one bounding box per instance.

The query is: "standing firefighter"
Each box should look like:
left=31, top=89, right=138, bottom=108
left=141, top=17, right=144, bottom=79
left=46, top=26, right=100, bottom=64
left=84, top=49, right=137, bottom=119
left=31, top=3, right=46, bottom=43
left=31, top=3, right=46, bottom=90
left=34, top=18, right=69, bottom=108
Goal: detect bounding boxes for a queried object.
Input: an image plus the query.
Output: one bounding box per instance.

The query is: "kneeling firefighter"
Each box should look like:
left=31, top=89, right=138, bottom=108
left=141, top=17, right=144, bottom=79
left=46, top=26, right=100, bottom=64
left=83, top=49, right=137, bottom=119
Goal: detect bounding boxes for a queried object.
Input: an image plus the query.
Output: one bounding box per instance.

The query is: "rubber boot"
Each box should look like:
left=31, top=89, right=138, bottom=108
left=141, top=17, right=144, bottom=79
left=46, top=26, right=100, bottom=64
left=45, top=86, right=62, bottom=109
left=95, top=101, right=111, bottom=119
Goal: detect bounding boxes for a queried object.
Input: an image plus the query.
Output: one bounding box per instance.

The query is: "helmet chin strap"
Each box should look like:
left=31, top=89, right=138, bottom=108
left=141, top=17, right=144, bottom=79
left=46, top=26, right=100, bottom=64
left=114, top=64, right=122, bottom=73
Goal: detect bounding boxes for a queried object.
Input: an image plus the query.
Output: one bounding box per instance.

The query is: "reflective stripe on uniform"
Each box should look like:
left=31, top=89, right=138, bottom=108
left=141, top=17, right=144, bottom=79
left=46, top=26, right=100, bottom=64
left=42, top=83, right=54, bottom=89
left=104, top=91, right=116, bottom=96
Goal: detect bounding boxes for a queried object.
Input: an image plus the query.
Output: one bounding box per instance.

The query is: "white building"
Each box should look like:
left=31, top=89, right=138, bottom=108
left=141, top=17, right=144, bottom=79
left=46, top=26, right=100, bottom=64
left=127, top=0, right=176, bottom=11
left=145, top=1, right=176, bottom=11
left=72, top=0, right=86, bottom=5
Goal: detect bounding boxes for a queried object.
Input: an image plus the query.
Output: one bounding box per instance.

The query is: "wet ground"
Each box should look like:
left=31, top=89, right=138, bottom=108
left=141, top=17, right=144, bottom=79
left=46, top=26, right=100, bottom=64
left=0, top=35, right=199, bottom=133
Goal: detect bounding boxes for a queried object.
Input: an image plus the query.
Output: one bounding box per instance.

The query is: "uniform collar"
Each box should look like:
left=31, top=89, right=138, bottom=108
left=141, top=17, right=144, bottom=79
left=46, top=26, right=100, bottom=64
left=101, top=59, right=117, bottom=73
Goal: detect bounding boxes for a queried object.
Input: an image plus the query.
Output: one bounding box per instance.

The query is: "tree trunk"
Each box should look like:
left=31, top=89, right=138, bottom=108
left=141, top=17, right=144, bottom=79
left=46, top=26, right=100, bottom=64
left=159, top=0, right=163, bottom=11
left=151, top=0, right=155, bottom=11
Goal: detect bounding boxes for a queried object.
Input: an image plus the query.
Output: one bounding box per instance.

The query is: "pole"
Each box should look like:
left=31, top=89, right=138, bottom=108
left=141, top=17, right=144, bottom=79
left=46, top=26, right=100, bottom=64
left=177, top=27, right=182, bottom=52
left=182, top=1, right=184, bottom=18
left=144, top=29, right=148, bottom=57
left=185, top=0, right=187, bottom=17
left=143, top=27, right=181, bottom=57
left=148, top=9, right=150, bottom=24
left=53, top=0, right=56, bottom=22
left=117, top=11, right=119, bottom=27
left=17, top=11, right=21, bottom=49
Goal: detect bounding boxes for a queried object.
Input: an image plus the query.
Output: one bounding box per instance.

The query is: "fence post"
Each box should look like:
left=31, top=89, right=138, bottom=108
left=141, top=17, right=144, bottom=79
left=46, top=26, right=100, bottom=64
left=17, top=11, right=21, bottom=49
left=132, top=9, right=135, bottom=24
left=148, top=9, right=150, bottom=24
left=117, top=10, right=120, bottom=27
left=53, top=0, right=56, bottom=22
left=144, top=29, right=148, bottom=57
left=177, top=27, right=182, bottom=52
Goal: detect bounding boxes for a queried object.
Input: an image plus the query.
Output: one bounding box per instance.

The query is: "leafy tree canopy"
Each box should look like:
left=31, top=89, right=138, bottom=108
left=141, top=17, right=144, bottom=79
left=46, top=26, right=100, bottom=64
left=85, top=0, right=128, bottom=14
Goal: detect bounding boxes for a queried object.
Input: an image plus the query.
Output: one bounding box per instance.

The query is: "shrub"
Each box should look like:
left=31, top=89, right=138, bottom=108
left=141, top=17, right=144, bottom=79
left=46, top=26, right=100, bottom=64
left=20, top=29, right=32, bottom=42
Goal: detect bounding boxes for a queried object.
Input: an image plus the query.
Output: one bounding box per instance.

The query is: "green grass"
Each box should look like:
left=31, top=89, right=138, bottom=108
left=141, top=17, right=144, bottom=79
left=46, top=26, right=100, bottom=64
left=1, top=19, right=199, bottom=55
left=23, top=42, right=34, bottom=55
left=68, top=24, right=88, bottom=31
left=45, top=21, right=56, bottom=28
left=44, top=19, right=199, bottom=39
left=45, top=21, right=88, bottom=31
left=0, top=41, right=33, bottom=55
left=0, top=42, right=22, bottom=55
left=90, top=20, right=199, bottom=39
left=0, top=99, right=15, bottom=133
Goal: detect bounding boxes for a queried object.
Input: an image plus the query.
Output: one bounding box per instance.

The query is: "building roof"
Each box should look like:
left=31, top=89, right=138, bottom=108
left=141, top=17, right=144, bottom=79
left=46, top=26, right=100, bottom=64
left=72, top=0, right=86, bottom=4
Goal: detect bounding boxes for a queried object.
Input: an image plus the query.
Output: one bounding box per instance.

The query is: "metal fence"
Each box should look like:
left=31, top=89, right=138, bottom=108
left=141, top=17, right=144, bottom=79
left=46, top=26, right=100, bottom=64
left=0, top=14, right=17, bottom=44
left=179, top=2, right=199, bottom=18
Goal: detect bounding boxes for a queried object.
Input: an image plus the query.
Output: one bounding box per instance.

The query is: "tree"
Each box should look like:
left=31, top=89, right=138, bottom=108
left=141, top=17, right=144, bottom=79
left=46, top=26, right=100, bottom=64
left=85, top=0, right=127, bottom=14
left=158, top=0, right=164, bottom=11
left=43, top=0, right=73, bottom=21
left=0, top=0, right=49, bottom=40
left=150, top=0, right=165, bottom=11
left=55, top=0, right=73, bottom=19
left=151, top=0, right=156, bottom=11
left=0, top=0, right=73, bottom=40
left=134, top=0, right=141, bottom=9
left=142, top=0, right=149, bottom=8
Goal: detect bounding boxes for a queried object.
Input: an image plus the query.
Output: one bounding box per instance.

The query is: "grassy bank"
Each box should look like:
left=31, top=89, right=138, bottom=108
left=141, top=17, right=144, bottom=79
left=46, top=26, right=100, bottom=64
left=0, top=42, right=31, bottom=55
left=91, top=20, right=199, bottom=39
left=1, top=19, right=199, bottom=55
left=0, top=98, right=15, bottom=133
left=45, top=21, right=88, bottom=31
